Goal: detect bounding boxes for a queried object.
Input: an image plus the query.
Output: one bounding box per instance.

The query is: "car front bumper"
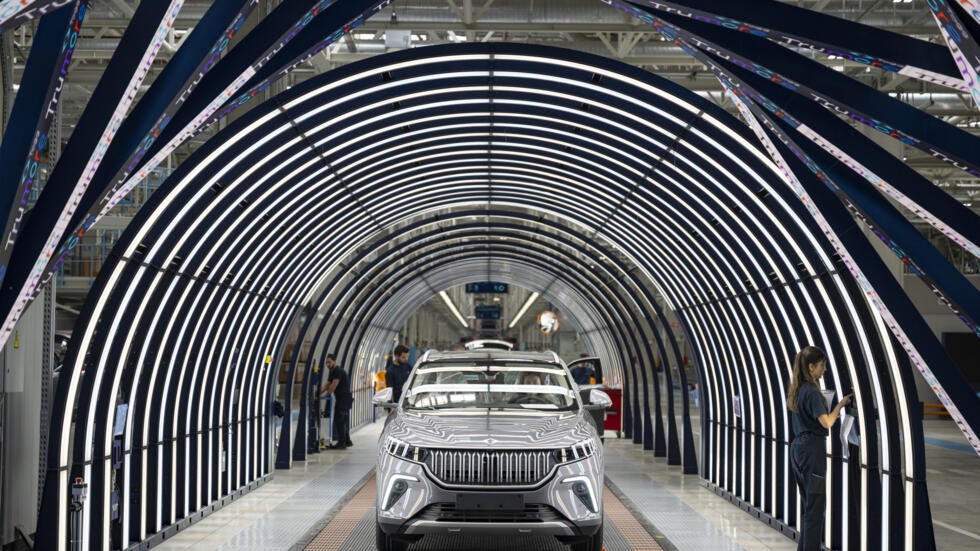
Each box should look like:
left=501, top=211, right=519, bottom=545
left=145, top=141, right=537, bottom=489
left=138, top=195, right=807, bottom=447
left=376, top=452, right=603, bottom=539
left=377, top=516, right=602, bottom=538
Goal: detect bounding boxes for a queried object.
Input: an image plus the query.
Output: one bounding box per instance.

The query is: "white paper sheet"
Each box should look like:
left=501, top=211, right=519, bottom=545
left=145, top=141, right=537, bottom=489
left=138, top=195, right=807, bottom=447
left=820, top=389, right=836, bottom=411
left=840, top=411, right=858, bottom=459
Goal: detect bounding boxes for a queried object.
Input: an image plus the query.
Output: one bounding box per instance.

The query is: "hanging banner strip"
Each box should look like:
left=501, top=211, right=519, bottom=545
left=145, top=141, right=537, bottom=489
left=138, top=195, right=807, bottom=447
left=608, top=0, right=980, bottom=259
left=926, top=0, right=980, bottom=109
left=627, top=0, right=966, bottom=89
left=606, top=1, right=980, bottom=178
left=0, top=0, right=36, bottom=25
left=613, top=3, right=980, bottom=334
left=1, top=0, right=313, bottom=347
left=701, top=47, right=980, bottom=337
left=961, top=0, right=980, bottom=26
left=707, top=48, right=980, bottom=260
left=0, top=1, right=184, bottom=348
left=96, top=0, right=394, bottom=216
left=73, top=0, right=259, bottom=232
left=0, top=0, right=391, bottom=349
left=723, top=80, right=980, bottom=457
left=0, top=0, right=72, bottom=31
left=0, top=1, right=85, bottom=284
left=83, top=0, right=378, bottom=226
left=771, top=104, right=978, bottom=336
left=794, top=117, right=980, bottom=258
left=0, top=0, right=33, bottom=18
left=204, top=0, right=395, bottom=128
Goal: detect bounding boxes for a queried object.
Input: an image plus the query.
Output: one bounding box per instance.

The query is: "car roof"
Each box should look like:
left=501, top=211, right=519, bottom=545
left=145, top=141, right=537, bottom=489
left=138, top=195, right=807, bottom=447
left=464, top=339, right=514, bottom=350
left=421, top=349, right=561, bottom=365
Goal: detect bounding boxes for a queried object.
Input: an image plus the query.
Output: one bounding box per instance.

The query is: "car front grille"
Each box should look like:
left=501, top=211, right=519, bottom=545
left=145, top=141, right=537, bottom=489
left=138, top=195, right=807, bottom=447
left=425, top=449, right=555, bottom=486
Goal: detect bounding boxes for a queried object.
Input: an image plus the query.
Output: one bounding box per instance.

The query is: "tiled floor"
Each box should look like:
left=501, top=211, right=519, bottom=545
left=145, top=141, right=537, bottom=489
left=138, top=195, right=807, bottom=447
left=149, top=415, right=979, bottom=551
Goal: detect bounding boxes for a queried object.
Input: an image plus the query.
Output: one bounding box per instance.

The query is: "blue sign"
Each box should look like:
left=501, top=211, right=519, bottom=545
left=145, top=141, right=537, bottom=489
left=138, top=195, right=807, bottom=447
left=465, top=281, right=509, bottom=293
left=474, top=305, right=502, bottom=319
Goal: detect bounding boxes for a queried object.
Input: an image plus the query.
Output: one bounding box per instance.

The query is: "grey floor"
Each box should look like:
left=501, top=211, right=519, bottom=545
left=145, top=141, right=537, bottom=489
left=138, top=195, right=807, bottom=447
left=921, top=418, right=980, bottom=550
left=150, top=416, right=979, bottom=551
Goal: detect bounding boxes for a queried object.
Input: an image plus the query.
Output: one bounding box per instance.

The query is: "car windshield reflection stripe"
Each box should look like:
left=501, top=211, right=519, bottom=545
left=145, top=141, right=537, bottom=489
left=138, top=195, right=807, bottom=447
left=411, top=384, right=571, bottom=395
left=415, top=366, right=566, bottom=374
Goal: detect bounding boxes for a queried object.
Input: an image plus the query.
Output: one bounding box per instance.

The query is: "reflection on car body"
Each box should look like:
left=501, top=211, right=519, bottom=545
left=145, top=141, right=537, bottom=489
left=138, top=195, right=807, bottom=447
left=374, top=349, right=610, bottom=551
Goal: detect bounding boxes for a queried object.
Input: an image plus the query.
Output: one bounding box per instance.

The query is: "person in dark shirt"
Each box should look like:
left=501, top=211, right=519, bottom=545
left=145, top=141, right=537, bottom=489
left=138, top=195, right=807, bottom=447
left=387, top=344, right=412, bottom=403
left=319, top=354, right=353, bottom=449
left=571, top=361, right=596, bottom=386
left=786, top=346, right=852, bottom=551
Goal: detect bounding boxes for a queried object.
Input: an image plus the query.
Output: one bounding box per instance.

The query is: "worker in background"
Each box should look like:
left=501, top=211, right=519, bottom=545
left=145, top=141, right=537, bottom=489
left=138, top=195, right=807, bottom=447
left=571, top=354, right=596, bottom=386
left=319, top=353, right=353, bottom=449
left=387, top=344, right=413, bottom=403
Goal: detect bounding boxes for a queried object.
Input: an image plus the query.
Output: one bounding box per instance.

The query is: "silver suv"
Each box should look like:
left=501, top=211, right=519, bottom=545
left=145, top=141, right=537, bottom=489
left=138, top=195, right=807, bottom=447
left=373, top=349, right=611, bottom=551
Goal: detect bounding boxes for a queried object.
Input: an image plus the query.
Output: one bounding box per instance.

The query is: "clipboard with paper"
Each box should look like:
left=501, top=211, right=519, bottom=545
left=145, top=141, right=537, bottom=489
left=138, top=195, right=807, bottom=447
left=839, top=410, right=859, bottom=459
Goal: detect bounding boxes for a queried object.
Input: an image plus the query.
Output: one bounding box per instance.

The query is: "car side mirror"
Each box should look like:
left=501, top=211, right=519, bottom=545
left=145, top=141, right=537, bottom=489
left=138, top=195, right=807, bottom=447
left=373, top=387, right=396, bottom=408
left=583, top=389, right=612, bottom=410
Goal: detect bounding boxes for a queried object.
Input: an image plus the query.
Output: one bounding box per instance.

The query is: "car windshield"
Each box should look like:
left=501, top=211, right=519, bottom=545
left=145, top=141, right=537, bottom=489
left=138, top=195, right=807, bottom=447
left=404, top=362, right=577, bottom=411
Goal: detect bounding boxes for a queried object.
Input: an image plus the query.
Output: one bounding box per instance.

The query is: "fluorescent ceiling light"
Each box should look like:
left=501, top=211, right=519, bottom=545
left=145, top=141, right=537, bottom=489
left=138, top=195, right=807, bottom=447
left=508, top=291, right=540, bottom=329
left=439, top=290, right=469, bottom=328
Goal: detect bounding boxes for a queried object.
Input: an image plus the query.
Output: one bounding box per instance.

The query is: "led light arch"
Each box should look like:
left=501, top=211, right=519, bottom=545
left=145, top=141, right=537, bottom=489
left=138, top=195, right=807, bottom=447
left=35, top=43, right=973, bottom=551
left=288, top=216, right=694, bottom=457
left=282, top=226, right=668, bottom=463
left=317, top=215, right=852, bottom=519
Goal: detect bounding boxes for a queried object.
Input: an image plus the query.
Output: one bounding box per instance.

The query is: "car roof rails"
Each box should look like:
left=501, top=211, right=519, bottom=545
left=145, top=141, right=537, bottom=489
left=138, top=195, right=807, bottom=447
left=464, top=339, right=514, bottom=350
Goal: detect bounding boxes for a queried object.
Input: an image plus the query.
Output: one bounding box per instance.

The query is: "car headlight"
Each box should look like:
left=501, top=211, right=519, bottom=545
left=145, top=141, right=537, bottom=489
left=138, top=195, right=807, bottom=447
left=382, top=474, right=418, bottom=510
left=562, top=475, right=599, bottom=513
left=384, top=436, right=428, bottom=463
left=550, top=440, right=596, bottom=464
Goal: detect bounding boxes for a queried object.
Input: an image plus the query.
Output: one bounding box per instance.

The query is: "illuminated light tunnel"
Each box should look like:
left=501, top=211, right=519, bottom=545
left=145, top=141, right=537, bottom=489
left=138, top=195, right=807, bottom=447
left=35, top=42, right=978, bottom=551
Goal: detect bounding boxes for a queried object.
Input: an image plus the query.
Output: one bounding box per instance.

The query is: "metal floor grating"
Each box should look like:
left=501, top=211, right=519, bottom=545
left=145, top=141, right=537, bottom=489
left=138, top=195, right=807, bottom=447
left=304, top=476, right=669, bottom=551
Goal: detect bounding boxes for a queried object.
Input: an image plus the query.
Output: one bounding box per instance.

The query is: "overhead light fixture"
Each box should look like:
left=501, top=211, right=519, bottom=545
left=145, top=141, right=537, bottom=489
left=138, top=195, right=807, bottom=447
left=439, top=290, right=469, bottom=328
left=508, top=291, right=540, bottom=329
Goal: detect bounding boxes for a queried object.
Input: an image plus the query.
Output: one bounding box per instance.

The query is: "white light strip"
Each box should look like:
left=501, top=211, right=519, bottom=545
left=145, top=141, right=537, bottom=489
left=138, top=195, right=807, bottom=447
left=508, top=291, right=540, bottom=329
left=438, top=290, right=469, bottom=327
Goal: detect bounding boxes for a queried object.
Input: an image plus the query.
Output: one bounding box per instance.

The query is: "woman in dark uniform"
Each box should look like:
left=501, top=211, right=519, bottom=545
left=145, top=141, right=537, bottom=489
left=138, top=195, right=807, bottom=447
left=787, top=346, right=852, bottom=551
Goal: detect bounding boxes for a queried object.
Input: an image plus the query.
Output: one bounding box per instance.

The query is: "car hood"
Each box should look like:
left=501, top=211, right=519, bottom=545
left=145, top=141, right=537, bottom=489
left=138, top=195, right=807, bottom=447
left=386, top=409, right=596, bottom=448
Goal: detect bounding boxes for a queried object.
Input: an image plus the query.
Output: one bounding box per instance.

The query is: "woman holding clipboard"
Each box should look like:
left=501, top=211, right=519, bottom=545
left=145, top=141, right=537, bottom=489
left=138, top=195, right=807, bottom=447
left=787, top=346, right=852, bottom=551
